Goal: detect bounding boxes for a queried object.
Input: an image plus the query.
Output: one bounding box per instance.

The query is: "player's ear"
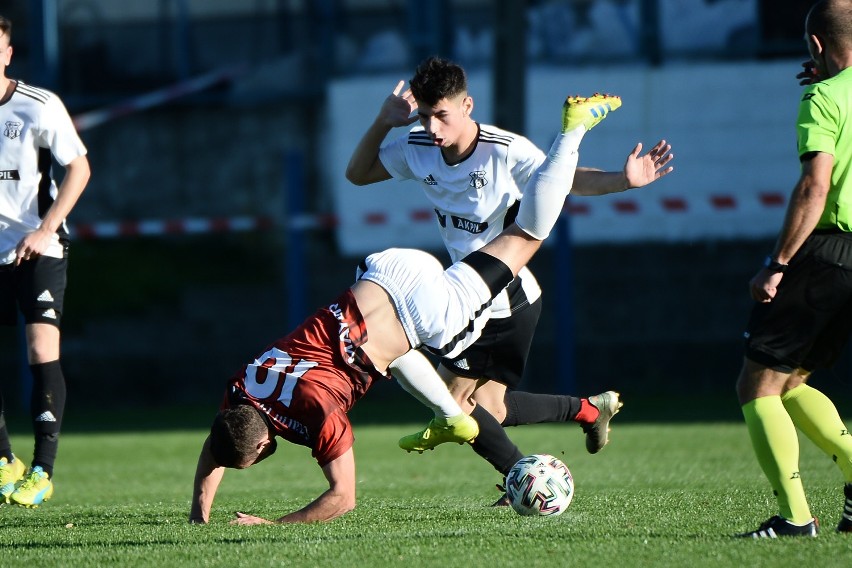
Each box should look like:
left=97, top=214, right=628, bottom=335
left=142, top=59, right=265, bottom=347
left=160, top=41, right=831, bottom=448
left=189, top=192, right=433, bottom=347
left=463, top=96, right=473, bottom=117
left=254, top=436, right=277, bottom=464
left=808, top=33, right=824, bottom=57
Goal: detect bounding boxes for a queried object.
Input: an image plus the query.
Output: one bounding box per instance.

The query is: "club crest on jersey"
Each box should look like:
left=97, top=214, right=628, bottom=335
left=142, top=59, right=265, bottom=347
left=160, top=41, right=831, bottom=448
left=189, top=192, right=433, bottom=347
left=4, top=121, right=22, bottom=140
left=468, top=171, right=488, bottom=189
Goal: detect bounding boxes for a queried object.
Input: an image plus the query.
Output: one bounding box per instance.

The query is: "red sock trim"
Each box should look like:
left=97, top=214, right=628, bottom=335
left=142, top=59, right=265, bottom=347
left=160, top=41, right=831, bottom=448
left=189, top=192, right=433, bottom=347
left=573, top=399, right=599, bottom=424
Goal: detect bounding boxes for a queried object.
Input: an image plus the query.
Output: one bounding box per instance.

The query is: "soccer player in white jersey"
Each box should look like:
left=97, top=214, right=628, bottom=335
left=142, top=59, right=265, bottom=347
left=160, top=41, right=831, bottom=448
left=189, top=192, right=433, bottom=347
left=0, top=15, right=90, bottom=507
left=191, top=93, right=619, bottom=525
left=346, top=56, right=674, bottom=503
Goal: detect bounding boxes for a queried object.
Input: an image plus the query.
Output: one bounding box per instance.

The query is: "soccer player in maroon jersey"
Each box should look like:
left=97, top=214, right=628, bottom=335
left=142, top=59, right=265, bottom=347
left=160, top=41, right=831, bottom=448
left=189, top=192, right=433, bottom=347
left=190, top=92, right=620, bottom=524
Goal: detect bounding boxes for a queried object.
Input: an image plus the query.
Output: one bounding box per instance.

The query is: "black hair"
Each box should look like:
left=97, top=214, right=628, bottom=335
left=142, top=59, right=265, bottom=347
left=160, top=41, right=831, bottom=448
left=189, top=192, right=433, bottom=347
left=409, top=56, right=468, bottom=107
left=208, top=404, right=268, bottom=468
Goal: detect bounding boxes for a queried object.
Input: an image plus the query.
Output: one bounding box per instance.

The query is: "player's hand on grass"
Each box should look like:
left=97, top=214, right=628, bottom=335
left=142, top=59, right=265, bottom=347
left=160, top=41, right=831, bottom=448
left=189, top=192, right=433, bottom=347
left=378, top=80, right=419, bottom=129
left=231, top=512, right=274, bottom=525
left=623, top=140, right=674, bottom=189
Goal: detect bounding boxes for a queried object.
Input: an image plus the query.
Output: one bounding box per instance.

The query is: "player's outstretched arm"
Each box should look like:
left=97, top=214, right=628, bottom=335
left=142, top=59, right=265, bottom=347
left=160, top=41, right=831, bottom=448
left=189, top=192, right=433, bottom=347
left=571, top=140, right=674, bottom=196
left=345, top=80, right=418, bottom=186
left=230, top=448, right=357, bottom=525
left=189, top=436, right=225, bottom=524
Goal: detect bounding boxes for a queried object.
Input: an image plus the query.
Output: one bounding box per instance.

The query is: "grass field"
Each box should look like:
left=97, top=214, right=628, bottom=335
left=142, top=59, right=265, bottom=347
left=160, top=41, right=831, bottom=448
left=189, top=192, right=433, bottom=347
left=1, top=406, right=851, bottom=568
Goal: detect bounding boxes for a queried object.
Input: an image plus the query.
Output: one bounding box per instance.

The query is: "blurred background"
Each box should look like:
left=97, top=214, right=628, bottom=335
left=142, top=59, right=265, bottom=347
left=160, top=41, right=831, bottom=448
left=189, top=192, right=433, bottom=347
left=2, top=0, right=847, bottom=421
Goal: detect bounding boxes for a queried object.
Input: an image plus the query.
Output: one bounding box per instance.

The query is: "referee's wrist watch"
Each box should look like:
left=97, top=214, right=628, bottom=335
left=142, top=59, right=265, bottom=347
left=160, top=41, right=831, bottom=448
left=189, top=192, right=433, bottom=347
left=764, top=256, right=788, bottom=273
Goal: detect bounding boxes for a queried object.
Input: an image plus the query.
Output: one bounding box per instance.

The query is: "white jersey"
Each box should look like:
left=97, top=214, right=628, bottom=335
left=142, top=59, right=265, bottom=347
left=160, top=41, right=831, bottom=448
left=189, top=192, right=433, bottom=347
left=0, top=81, right=87, bottom=265
left=379, top=123, right=544, bottom=317
left=357, top=248, right=508, bottom=359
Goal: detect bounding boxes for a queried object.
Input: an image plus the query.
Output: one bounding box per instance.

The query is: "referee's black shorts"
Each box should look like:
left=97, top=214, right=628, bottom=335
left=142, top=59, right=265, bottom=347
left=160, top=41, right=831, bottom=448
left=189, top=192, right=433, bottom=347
left=745, top=230, right=852, bottom=373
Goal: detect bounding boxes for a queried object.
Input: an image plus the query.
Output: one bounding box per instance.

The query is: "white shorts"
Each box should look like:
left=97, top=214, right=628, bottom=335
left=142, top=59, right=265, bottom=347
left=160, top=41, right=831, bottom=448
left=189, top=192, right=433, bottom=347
left=357, top=248, right=513, bottom=359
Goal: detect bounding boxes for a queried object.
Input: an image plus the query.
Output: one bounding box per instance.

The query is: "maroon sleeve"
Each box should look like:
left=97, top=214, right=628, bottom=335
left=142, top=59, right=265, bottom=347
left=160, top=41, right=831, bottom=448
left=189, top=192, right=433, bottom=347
left=312, top=408, right=354, bottom=467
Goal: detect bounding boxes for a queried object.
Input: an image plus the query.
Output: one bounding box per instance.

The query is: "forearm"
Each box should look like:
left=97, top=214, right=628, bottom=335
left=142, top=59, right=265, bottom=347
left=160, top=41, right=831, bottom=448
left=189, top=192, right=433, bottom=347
left=275, top=487, right=355, bottom=524
left=570, top=169, right=628, bottom=196
left=39, top=156, right=90, bottom=233
left=345, top=119, right=393, bottom=185
left=772, top=156, right=831, bottom=264
left=189, top=440, right=225, bottom=523
left=772, top=185, right=827, bottom=263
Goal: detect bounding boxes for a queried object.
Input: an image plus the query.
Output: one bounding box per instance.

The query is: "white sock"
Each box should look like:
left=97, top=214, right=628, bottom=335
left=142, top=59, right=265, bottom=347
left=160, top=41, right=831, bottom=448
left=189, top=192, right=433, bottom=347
left=389, top=350, right=462, bottom=419
left=515, top=129, right=583, bottom=240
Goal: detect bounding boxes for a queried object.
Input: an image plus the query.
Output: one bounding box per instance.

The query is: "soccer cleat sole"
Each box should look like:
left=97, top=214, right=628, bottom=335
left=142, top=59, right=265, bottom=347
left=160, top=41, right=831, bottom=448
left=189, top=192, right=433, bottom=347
left=562, top=93, right=622, bottom=132
left=12, top=490, right=53, bottom=508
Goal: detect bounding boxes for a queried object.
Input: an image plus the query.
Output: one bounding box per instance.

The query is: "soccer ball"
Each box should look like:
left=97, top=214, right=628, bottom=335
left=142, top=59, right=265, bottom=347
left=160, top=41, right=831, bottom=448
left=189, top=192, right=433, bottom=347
left=505, top=454, right=574, bottom=516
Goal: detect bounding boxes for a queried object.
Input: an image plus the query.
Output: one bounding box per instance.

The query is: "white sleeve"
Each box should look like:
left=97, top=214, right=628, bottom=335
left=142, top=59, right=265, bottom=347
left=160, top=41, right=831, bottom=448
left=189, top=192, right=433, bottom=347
left=38, top=94, right=87, bottom=166
left=378, top=133, right=416, bottom=180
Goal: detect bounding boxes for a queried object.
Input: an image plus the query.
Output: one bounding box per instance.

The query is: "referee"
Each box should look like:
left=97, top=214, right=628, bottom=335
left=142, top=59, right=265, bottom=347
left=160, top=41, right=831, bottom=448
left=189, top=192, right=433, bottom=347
left=736, top=0, right=852, bottom=539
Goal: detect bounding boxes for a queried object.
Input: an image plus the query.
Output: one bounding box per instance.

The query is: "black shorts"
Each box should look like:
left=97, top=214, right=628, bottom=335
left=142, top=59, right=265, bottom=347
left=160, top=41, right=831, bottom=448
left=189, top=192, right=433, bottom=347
left=439, top=288, right=541, bottom=389
left=745, top=231, right=852, bottom=372
left=0, top=250, right=68, bottom=328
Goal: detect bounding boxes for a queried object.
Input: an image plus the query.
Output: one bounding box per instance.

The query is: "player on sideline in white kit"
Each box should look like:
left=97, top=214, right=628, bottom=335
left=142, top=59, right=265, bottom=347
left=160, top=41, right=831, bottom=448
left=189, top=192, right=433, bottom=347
left=0, top=14, right=90, bottom=508
left=190, top=92, right=620, bottom=524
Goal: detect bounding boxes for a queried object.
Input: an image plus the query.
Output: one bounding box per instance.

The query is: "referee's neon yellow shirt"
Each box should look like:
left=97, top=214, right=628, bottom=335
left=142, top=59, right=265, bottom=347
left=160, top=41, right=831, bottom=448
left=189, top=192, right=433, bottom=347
left=797, top=66, right=852, bottom=231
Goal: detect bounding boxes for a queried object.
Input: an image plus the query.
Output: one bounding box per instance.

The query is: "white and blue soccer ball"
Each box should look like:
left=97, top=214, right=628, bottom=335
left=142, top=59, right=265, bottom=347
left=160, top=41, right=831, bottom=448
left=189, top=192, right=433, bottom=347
left=505, top=454, right=574, bottom=516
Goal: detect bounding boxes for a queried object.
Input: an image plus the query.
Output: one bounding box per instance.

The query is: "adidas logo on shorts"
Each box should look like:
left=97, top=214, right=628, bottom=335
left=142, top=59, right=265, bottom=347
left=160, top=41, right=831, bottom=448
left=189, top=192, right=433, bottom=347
left=37, top=289, right=54, bottom=302
left=454, top=358, right=470, bottom=371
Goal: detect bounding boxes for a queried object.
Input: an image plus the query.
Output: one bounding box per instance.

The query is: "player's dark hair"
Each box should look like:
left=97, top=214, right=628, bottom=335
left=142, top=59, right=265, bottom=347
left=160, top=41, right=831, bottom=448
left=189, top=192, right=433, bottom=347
left=0, top=15, right=11, bottom=42
left=807, top=0, right=852, bottom=50
left=208, top=404, right=268, bottom=468
left=409, top=56, right=468, bottom=107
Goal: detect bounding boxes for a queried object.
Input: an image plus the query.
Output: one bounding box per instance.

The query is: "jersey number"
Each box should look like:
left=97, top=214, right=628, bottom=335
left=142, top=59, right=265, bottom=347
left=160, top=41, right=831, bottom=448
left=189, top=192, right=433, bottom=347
left=243, top=347, right=318, bottom=407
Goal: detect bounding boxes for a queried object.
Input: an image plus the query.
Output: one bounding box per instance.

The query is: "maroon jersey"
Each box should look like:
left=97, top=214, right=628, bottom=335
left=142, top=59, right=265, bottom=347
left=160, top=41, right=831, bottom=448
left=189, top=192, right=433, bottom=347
left=222, top=289, right=391, bottom=466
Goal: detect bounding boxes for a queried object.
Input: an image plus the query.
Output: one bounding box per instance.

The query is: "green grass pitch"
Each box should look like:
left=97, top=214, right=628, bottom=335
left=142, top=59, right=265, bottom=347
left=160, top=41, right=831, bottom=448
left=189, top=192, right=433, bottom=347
left=1, top=407, right=851, bottom=567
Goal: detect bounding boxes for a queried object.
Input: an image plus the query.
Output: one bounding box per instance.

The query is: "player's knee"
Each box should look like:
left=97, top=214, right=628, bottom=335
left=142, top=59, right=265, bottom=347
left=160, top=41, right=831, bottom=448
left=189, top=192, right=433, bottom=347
left=26, top=324, right=60, bottom=363
left=445, top=376, right=477, bottom=403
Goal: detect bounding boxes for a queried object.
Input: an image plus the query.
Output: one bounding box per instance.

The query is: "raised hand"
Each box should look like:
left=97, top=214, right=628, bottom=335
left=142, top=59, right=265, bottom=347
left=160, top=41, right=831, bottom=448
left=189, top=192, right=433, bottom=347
left=623, top=139, right=675, bottom=189
left=378, top=80, right=419, bottom=129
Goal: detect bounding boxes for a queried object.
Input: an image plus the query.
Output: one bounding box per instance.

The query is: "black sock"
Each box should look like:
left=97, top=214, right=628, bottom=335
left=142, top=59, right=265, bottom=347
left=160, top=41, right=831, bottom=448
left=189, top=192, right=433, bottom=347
left=0, top=393, right=12, bottom=462
left=502, top=391, right=582, bottom=426
left=30, top=361, right=66, bottom=478
left=470, top=405, right=524, bottom=475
